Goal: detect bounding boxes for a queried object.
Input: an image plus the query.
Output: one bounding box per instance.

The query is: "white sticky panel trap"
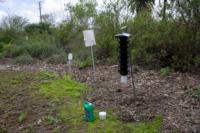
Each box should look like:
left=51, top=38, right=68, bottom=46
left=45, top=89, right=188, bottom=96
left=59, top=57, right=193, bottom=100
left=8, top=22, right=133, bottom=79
left=68, top=53, right=73, bottom=60
left=83, top=30, right=96, bottom=47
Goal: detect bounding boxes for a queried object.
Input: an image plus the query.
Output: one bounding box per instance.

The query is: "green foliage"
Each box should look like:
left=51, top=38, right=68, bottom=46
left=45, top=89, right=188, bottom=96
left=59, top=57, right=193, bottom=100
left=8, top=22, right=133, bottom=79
left=66, top=0, right=97, bottom=27
left=129, top=11, right=200, bottom=71
left=55, top=22, right=76, bottom=48
left=73, top=48, right=92, bottom=68
left=25, top=22, right=52, bottom=34
left=160, top=67, right=171, bottom=77
left=18, top=112, right=27, bottom=124
left=194, top=56, right=200, bottom=67
left=0, top=42, right=6, bottom=59
left=95, top=11, right=119, bottom=62
left=13, top=53, right=34, bottom=65
left=0, top=43, right=3, bottom=53
left=0, top=16, right=62, bottom=64
left=78, top=57, right=92, bottom=69
left=192, top=86, right=200, bottom=99
left=128, top=0, right=155, bottom=14
left=0, top=15, right=27, bottom=44
left=27, top=43, right=62, bottom=59
left=6, top=42, right=65, bottom=61
left=131, top=48, right=141, bottom=63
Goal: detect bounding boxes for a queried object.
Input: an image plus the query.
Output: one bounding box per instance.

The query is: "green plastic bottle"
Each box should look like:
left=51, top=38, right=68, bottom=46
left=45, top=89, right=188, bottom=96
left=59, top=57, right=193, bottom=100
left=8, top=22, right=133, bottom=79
left=84, top=101, right=95, bottom=122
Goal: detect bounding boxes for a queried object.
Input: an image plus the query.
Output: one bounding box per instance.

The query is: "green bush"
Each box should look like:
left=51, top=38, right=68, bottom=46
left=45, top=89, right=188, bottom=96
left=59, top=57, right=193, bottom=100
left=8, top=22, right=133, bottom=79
left=128, top=11, right=200, bottom=71
left=0, top=43, right=6, bottom=59
left=160, top=67, right=171, bottom=77
left=78, top=56, right=92, bottom=69
left=73, top=48, right=92, bottom=68
left=5, top=42, right=65, bottom=61
left=46, top=52, right=67, bottom=64
left=0, top=52, right=6, bottom=59
left=13, top=53, right=34, bottom=65
left=9, top=44, right=27, bottom=57
left=194, top=56, right=200, bottom=67
left=0, top=43, right=3, bottom=53
left=192, top=86, right=200, bottom=99
left=95, top=11, right=119, bottom=63
left=26, top=43, right=62, bottom=59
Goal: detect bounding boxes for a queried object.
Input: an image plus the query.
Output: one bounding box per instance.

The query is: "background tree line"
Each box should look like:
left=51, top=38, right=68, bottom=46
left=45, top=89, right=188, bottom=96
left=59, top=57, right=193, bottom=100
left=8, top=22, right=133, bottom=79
left=0, top=0, right=199, bottom=71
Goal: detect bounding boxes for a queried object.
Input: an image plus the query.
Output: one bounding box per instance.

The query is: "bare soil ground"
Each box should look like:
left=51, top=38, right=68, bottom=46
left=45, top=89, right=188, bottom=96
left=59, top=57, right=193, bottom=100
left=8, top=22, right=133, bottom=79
left=0, top=59, right=200, bottom=133
left=80, top=66, right=200, bottom=133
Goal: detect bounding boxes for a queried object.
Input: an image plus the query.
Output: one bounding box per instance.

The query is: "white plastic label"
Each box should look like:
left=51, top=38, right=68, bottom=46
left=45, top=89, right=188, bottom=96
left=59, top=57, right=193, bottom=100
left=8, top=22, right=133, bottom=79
left=83, top=30, right=96, bottom=47
left=68, top=53, right=73, bottom=60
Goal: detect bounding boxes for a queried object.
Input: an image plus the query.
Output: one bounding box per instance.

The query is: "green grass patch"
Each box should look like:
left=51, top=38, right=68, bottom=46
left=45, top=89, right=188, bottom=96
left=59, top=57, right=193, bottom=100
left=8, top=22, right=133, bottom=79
left=37, top=70, right=87, bottom=100
left=38, top=75, right=87, bottom=99
left=38, top=70, right=59, bottom=80
left=58, top=100, right=162, bottom=133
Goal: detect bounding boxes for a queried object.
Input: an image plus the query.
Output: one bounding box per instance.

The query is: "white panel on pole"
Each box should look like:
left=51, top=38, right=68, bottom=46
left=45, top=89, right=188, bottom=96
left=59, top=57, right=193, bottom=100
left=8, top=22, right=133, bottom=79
left=68, top=53, right=73, bottom=60
left=83, top=29, right=96, bottom=81
left=83, top=30, right=96, bottom=47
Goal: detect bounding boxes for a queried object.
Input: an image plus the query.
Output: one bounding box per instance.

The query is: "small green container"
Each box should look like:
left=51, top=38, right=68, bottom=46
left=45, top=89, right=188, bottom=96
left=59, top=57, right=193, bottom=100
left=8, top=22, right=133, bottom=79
left=84, top=101, right=95, bottom=122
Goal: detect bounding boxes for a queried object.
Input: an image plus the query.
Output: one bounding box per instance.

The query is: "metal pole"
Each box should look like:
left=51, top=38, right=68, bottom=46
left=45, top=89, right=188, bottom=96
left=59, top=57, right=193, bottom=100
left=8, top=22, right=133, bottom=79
left=129, top=45, right=136, bottom=100
left=38, top=1, right=42, bottom=23
left=68, top=60, right=72, bottom=72
left=90, top=45, right=96, bottom=80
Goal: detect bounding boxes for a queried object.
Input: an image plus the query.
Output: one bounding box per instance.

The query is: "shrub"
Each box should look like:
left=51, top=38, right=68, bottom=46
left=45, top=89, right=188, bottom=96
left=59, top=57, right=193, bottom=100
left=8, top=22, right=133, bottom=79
left=0, top=42, right=3, bottom=53
left=192, top=86, right=200, bottom=99
left=160, top=67, right=171, bottom=77
left=46, top=52, right=67, bottom=64
left=13, top=53, right=34, bottom=65
left=128, top=11, right=200, bottom=71
left=5, top=42, right=65, bottom=61
left=77, top=56, right=92, bottom=69
left=131, top=48, right=141, bottom=63
left=0, top=43, right=6, bottom=59
left=0, top=52, right=6, bottom=59
left=73, top=48, right=92, bottom=68
left=194, top=56, right=200, bottom=67
left=26, top=43, right=62, bottom=59
left=9, top=44, right=27, bottom=57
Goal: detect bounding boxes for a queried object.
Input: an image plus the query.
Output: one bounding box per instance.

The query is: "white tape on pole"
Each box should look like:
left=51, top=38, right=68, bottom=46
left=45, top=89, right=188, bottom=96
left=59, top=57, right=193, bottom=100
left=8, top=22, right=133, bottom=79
left=83, top=30, right=96, bottom=47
